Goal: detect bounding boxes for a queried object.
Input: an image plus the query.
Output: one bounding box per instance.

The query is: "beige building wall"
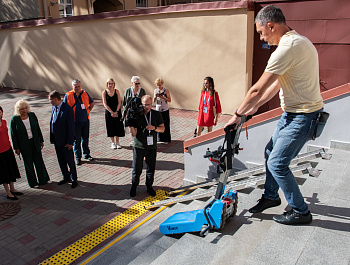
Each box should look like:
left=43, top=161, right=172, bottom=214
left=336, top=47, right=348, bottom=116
left=0, top=0, right=40, bottom=22
left=0, top=6, right=254, bottom=113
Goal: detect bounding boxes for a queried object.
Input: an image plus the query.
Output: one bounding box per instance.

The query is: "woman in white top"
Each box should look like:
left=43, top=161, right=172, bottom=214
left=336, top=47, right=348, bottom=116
left=10, top=100, right=50, bottom=188
left=153, top=78, right=171, bottom=143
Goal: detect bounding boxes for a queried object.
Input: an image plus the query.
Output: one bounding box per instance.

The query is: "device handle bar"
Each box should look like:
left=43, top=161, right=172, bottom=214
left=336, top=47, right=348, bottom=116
left=200, top=198, right=216, bottom=237
left=214, top=115, right=252, bottom=199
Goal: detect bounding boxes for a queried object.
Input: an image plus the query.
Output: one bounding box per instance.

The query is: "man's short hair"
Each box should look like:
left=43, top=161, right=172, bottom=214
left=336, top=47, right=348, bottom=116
left=142, top=95, right=152, bottom=102
left=255, top=5, right=286, bottom=26
left=72, top=79, right=81, bottom=86
left=49, top=90, right=61, bottom=100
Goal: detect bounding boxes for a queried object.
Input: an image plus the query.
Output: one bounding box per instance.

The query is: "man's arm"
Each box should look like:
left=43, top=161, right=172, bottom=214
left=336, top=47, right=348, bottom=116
left=156, top=123, right=165, bottom=133
left=66, top=106, right=75, bottom=148
left=146, top=123, right=165, bottom=133
left=225, top=72, right=280, bottom=128
left=246, top=79, right=281, bottom=115
left=89, top=102, right=95, bottom=112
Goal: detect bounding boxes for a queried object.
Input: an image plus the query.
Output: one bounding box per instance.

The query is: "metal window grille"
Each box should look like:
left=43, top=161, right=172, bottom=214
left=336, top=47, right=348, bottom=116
left=59, top=0, right=73, bottom=17
left=136, top=0, right=147, bottom=8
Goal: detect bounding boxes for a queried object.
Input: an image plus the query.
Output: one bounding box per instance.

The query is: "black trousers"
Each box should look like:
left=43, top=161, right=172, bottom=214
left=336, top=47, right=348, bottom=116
left=158, top=110, right=171, bottom=142
left=55, top=145, right=77, bottom=181
left=132, top=147, right=157, bottom=187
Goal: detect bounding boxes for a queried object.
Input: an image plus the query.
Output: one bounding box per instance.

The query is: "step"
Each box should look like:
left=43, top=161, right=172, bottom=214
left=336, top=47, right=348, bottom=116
left=151, top=233, right=219, bottom=265
left=147, top=163, right=314, bottom=209
left=139, top=148, right=335, bottom=264
left=126, top=197, right=213, bottom=264
left=216, top=147, right=349, bottom=265
left=87, top=147, right=340, bottom=265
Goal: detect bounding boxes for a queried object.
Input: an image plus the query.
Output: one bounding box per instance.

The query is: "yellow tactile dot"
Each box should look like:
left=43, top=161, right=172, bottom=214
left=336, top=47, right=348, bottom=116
left=40, top=190, right=169, bottom=265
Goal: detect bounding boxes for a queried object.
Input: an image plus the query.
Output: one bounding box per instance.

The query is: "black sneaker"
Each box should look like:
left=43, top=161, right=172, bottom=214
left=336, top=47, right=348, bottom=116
left=58, top=179, right=70, bottom=185
left=71, top=181, right=78, bottom=189
left=84, top=155, right=94, bottom=161
left=147, top=187, right=156, bottom=197
left=249, top=195, right=281, bottom=213
left=273, top=209, right=312, bottom=225
left=76, top=158, right=81, bottom=166
left=130, top=186, right=137, bottom=197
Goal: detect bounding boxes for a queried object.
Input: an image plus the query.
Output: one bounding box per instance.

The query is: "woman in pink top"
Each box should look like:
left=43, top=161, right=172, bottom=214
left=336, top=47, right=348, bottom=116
left=0, top=106, right=22, bottom=200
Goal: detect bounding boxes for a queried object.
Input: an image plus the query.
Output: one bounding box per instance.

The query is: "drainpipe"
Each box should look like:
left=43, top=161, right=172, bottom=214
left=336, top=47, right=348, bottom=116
left=42, top=0, right=48, bottom=19
left=87, top=0, right=92, bottom=14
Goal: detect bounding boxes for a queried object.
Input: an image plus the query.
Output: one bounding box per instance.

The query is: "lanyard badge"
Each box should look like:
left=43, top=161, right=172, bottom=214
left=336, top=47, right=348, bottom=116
left=144, top=112, right=154, bottom=145
left=203, top=91, right=210, bottom=113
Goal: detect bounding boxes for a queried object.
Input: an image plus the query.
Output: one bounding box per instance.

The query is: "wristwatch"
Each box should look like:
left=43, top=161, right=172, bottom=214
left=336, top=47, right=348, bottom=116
left=234, top=109, right=243, bottom=117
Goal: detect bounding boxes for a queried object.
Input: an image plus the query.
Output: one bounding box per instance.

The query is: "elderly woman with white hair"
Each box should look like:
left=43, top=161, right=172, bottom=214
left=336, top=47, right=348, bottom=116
left=10, top=99, right=51, bottom=188
left=123, top=76, right=146, bottom=146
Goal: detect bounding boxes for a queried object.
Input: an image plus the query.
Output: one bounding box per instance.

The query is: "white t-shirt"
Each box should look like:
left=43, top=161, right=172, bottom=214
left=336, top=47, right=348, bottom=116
left=265, top=30, right=324, bottom=113
left=22, top=117, right=33, bottom=139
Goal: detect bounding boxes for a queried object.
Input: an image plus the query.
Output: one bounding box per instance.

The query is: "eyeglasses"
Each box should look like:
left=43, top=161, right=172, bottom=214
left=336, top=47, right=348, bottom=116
left=134, top=83, right=140, bottom=85
left=143, top=104, right=151, bottom=106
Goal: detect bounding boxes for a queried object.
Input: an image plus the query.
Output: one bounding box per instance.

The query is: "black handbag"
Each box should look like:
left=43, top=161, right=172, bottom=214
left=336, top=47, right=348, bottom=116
left=312, top=111, right=329, bottom=140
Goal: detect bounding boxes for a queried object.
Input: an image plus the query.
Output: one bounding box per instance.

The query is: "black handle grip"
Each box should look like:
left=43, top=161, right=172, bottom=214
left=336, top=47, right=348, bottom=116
left=224, top=115, right=252, bottom=133
left=224, top=124, right=236, bottom=133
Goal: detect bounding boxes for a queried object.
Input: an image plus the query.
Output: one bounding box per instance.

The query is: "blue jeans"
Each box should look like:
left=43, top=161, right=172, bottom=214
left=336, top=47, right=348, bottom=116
left=264, top=109, right=322, bottom=214
left=74, top=120, right=90, bottom=159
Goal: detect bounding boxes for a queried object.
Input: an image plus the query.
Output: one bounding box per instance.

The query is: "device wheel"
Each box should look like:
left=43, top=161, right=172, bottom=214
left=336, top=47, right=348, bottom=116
left=233, top=194, right=238, bottom=216
left=200, top=225, right=209, bottom=237
left=220, top=206, right=227, bottom=229
left=226, top=195, right=238, bottom=223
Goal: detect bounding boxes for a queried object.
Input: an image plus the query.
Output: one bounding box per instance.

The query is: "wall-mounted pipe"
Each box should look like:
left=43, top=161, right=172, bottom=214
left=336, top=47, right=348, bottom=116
left=42, top=0, right=48, bottom=19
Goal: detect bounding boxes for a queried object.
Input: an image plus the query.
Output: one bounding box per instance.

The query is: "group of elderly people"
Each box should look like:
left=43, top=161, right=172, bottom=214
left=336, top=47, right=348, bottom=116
left=0, top=75, right=174, bottom=199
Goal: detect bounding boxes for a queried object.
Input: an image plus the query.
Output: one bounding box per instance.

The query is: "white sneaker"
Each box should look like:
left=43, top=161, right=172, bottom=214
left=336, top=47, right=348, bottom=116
left=130, top=141, right=134, bottom=147
left=47, top=180, right=52, bottom=184
left=116, top=143, right=121, bottom=149
left=111, top=143, right=117, bottom=149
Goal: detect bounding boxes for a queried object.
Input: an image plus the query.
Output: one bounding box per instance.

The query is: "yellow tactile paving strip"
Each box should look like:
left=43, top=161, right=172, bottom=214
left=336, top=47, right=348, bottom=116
left=40, top=190, right=169, bottom=265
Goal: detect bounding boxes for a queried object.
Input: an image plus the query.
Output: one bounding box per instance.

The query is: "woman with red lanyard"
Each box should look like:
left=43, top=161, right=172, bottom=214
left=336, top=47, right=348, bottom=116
left=196, top=76, right=222, bottom=136
left=0, top=106, right=22, bottom=200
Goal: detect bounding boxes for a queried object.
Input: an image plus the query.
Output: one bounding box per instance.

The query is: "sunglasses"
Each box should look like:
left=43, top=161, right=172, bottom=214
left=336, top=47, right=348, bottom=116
left=134, top=83, right=140, bottom=85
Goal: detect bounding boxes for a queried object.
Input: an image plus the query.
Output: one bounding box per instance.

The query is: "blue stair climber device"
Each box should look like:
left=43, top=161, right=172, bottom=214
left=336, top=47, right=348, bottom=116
left=159, top=116, right=250, bottom=236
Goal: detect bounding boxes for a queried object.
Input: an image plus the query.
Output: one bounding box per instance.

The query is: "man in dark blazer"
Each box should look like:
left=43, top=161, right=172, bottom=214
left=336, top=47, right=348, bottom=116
left=49, top=90, right=78, bottom=188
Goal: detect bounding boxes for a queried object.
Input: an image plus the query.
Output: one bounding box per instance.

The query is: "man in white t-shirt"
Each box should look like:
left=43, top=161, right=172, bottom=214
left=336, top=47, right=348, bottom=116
left=225, top=5, right=324, bottom=225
